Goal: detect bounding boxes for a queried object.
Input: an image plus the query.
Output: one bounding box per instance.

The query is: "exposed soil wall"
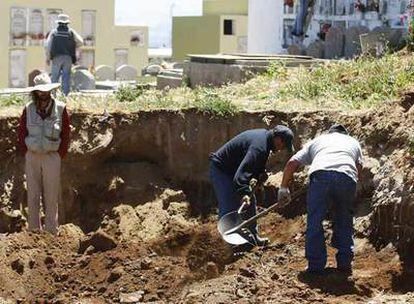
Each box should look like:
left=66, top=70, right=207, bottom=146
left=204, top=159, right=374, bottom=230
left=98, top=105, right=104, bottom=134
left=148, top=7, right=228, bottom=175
left=0, top=97, right=413, bottom=263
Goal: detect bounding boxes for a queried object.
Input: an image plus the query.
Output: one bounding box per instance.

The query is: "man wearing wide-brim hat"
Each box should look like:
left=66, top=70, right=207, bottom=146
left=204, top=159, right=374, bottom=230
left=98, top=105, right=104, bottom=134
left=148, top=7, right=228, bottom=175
left=46, top=13, right=83, bottom=96
left=18, top=73, right=70, bottom=234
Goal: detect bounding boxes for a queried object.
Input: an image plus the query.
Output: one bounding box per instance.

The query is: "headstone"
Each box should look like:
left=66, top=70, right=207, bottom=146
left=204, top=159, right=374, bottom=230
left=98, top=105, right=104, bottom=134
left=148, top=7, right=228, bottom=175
left=344, top=26, right=369, bottom=59
left=145, top=64, right=163, bottom=76
left=72, top=65, right=89, bottom=71
left=72, top=69, right=95, bottom=91
left=287, top=44, right=303, bottom=56
left=306, top=41, right=325, bottom=59
left=116, top=65, right=138, bottom=81
left=28, top=69, right=42, bottom=86
left=95, top=65, right=115, bottom=81
left=324, top=27, right=345, bottom=59
left=172, top=62, right=184, bottom=69
left=372, top=26, right=403, bottom=48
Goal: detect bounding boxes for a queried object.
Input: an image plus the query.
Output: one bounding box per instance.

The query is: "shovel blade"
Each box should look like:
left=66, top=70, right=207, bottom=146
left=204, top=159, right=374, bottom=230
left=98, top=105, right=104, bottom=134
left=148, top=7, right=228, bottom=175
left=218, top=211, right=251, bottom=245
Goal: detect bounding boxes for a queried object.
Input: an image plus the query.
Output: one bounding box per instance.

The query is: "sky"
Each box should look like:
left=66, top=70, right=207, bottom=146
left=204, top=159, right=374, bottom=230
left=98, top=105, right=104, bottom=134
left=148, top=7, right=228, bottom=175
left=115, top=0, right=202, bottom=48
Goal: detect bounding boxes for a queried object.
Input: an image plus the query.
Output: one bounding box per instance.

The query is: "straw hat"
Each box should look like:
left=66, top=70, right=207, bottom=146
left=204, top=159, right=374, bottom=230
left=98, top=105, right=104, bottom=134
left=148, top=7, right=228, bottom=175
left=29, top=74, right=61, bottom=92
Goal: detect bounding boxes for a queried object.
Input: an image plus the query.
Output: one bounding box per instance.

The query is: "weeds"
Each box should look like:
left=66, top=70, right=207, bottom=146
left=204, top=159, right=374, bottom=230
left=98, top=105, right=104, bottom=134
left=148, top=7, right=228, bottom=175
left=1, top=53, right=413, bottom=116
left=193, top=87, right=238, bottom=117
left=409, top=134, right=414, bottom=157
left=0, top=94, right=27, bottom=107
left=115, top=86, right=144, bottom=102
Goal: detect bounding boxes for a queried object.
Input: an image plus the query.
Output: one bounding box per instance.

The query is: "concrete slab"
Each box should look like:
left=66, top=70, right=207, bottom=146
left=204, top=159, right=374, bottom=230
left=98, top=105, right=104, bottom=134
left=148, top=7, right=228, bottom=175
left=157, top=75, right=182, bottom=90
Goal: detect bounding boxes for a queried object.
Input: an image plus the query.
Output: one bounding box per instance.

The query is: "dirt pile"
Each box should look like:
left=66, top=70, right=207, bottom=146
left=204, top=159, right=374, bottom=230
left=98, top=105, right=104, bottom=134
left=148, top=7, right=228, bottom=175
left=0, top=93, right=413, bottom=302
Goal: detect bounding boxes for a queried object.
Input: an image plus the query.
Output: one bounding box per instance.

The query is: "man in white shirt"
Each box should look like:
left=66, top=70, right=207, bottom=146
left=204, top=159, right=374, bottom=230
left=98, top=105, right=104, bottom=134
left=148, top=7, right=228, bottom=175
left=279, top=124, right=363, bottom=275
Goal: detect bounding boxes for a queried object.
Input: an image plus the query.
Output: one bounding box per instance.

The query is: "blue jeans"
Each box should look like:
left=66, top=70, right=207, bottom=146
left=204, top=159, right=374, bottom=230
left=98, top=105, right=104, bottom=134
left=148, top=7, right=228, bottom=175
left=51, top=55, right=72, bottom=96
left=209, top=161, right=257, bottom=234
left=292, top=0, right=309, bottom=36
left=306, top=171, right=356, bottom=271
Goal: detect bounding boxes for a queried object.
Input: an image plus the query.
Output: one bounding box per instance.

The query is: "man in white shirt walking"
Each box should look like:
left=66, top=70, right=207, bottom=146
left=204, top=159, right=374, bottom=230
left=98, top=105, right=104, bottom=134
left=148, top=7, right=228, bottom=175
left=279, top=124, right=363, bottom=275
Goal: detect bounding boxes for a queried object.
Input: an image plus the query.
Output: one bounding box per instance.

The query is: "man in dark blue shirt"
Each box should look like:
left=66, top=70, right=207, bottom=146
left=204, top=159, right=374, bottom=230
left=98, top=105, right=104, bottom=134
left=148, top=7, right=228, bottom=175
left=210, top=125, right=294, bottom=246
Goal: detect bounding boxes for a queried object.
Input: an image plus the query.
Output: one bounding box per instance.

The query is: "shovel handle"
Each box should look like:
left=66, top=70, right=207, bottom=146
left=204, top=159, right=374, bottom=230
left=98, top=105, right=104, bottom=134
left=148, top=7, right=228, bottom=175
left=237, top=201, right=249, bottom=214
left=224, top=189, right=305, bottom=236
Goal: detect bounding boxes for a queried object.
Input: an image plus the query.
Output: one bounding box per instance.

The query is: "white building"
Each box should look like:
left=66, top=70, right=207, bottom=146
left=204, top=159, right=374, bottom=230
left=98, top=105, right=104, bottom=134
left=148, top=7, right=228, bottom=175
left=247, top=0, right=410, bottom=55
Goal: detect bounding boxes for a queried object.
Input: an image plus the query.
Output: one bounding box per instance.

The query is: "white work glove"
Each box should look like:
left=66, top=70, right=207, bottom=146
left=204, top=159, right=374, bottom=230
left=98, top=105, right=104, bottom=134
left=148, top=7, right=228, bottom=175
left=241, top=195, right=251, bottom=206
left=278, top=187, right=291, bottom=203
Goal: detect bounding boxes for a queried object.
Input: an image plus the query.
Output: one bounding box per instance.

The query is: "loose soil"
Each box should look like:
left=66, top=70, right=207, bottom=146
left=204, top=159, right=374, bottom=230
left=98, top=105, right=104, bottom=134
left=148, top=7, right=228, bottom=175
left=0, top=94, right=414, bottom=303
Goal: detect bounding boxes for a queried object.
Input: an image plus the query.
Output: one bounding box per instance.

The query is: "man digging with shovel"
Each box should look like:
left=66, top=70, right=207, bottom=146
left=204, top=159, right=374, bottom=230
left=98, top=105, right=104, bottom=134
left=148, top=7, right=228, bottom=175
left=210, top=125, right=294, bottom=247
left=279, top=124, right=363, bottom=275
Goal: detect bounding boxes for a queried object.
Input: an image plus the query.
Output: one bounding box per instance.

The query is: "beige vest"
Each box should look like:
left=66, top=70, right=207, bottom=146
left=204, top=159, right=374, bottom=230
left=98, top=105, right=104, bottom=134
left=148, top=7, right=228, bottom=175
left=25, top=100, right=65, bottom=153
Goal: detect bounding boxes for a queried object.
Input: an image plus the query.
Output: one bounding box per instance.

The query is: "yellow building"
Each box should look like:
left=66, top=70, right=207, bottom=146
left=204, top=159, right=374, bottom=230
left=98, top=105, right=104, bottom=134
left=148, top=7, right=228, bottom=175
left=172, top=0, right=248, bottom=61
left=0, top=0, right=148, bottom=88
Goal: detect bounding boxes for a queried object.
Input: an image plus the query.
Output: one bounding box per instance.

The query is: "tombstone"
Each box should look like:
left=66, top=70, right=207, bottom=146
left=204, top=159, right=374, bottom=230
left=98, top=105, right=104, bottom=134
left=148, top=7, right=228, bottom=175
left=172, top=62, right=184, bottom=69
left=306, top=41, right=325, bottom=59
left=287, top=44, right=303, bottom=56
left=145, top=64, right=163, bottom=76
left=28, top=69, right=42, bottom=86
left=324, top=27, right=345, bottom=59
left=72, top=65, right=89, bottom=73
left=95, top=65, right=115, bottom=81
left=116, top=65, right=138, bottom=81
left=372, top=26, right=403, bottom=48
left=344, top=26, right=369, bottom=59
left=72, top=69, right=95, bottom=91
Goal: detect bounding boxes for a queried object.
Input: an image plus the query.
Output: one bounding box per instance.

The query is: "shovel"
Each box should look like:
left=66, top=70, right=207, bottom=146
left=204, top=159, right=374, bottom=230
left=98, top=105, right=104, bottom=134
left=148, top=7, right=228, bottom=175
left=218, top=186, right=304, bottom=245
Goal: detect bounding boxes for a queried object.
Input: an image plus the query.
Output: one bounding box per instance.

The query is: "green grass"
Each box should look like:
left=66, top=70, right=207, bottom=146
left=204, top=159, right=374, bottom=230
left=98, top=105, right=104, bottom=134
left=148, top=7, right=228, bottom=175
left=0, top=94, right=28, bottom=107
left=271, top=52, right=414, bottom=110
left=1, top=52, right=414, bottom=116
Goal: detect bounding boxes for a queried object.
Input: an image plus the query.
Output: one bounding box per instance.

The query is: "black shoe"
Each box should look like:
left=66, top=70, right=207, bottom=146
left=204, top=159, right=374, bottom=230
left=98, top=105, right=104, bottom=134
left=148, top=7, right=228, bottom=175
left=305, top=268, right=326, bottom=276
left=337, top=266, right=352, bottom=276
left=252, top=234, right=269, bottom=247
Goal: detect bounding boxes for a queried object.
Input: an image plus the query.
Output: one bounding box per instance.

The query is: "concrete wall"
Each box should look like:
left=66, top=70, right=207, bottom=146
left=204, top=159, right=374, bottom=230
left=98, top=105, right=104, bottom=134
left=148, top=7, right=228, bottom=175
left=0, top=0, right=148, bottom=88
left=203, top=0, right=248, bottom=16
left=172, top=16, right=221, bottom=61
left=219, top=15, right=248, bottom=54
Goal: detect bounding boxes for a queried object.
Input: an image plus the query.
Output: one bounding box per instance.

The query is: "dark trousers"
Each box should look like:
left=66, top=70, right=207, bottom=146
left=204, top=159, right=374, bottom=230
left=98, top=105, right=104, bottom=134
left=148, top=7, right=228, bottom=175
left=306, top=170, right=357, bottom=271
left=209, top=161, right=257, bottom=234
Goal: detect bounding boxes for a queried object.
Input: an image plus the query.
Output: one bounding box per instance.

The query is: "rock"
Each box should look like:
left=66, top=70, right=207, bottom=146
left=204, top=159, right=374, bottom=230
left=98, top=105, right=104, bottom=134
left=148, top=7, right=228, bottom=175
left=72, top=69, right=96, bottom=91
left=58, top=224, right=85, bottom=252
left=108, top=267, right=124, bottom=283
left=11, top=259, right=24, bottom=275
left=236, top=288, right=247, bottom=298
left=206, top=261, right=219, bottom=279
left=119, top=290, right=145, bottom=303
left=84, top=245, right=95, bottom=255
left=79, top=230, right=117, bottom=254
left=44, top=256, right=55, bottom=266
left=0, top=209, right=26, bottom=233
left=160, top=189, right=186, bottom=209
left=140, top=257, right=152, bottom=270
left=239, top=267, right=257, bottom=278
left=116, top=65, right=138, bottom=81
left=324, top=27, right=345, bottom=59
